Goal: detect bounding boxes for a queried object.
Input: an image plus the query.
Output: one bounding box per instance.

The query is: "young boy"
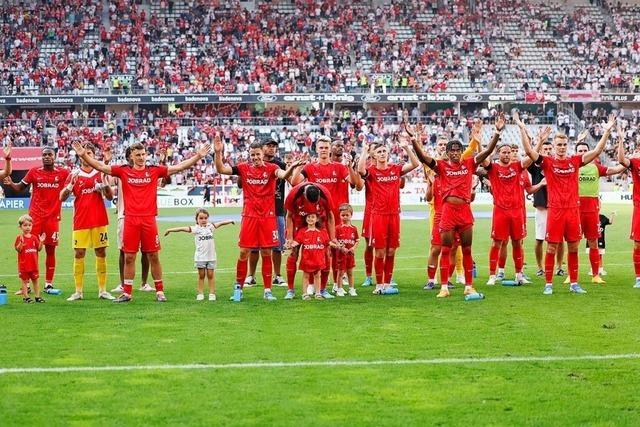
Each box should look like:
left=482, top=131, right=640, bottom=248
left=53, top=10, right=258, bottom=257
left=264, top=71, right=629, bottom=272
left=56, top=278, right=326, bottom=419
left=334, top=204, right=359, bottom=296
left=14, top=215, right=45, bottom=303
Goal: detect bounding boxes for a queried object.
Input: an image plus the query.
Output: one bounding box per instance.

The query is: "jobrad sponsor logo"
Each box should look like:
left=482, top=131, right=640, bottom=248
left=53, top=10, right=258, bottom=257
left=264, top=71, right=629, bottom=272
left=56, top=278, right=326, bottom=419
left=376, top=175, right=399, bottom=182
left=303, top=244, right=326, bottom=250
left=498, top=170, right=517, bottom=180
left=246, top=178, right=269, bottom=185
left=36, top=182, right=60, bottom=188
left=445, top=168, right=468, bottom=176
left=127, top=177, right=152, bottom=184
left=315, top=177, right=338, bottom=184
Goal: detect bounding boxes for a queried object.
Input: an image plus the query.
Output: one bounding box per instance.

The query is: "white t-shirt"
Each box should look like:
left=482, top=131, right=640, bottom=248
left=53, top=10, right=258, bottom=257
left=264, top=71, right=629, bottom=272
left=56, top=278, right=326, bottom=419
left=190, top=223, right=216, bottom=262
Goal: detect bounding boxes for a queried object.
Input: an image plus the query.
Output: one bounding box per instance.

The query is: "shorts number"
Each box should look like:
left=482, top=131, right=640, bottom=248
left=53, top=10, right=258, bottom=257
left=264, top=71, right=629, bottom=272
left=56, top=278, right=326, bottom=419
left=273, top=230, right=278, bottom=241
left=99, top=232, right=108, bottom=244
left=51, top=232, right=59, bottom=242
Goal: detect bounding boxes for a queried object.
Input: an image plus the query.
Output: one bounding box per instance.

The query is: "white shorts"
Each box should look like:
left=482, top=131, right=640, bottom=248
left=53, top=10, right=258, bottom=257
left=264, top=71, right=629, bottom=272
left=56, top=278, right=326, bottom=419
left=535, top=208, right=547, bottom=241
left=117, top=217, right=124, bottom=250
left=195, top=261, right=217, bottom=270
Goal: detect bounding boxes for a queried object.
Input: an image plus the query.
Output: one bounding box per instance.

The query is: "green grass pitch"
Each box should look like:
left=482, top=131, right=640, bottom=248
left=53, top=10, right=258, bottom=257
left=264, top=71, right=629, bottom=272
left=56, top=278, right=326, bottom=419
left=1, top=204, right=640, bottom=426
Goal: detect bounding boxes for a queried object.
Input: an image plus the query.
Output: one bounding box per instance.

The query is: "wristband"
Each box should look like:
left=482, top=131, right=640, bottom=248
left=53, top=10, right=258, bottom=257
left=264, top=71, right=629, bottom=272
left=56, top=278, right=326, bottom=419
left=4, top=156, right=10, bottom=160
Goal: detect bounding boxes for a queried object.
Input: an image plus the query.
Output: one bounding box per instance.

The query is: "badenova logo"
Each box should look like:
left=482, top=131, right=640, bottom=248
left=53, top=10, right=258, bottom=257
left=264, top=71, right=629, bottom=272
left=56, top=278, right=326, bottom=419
left=50, top=97, right=74, bottom=103
left=185, top=96, right=209, bottom=102
left=17, top=97, right=38, bottom=103
left=83, top=97, right=108, bottom=103
left=151, top=96, right=176, bottom=102
left=117, top=97, right=141, bottom=103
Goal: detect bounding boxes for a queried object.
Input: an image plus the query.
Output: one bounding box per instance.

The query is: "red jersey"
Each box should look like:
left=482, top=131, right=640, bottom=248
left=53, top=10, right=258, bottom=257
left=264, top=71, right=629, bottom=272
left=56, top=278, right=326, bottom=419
left=365, top=164, right=403, bottom=215
left=432, top=157, right=477, bottom=203
left=67, top=169, right=109, bottom=230
left=629, top=158, right=640, bottom=207
left=21, top=166, right=70, bottom=219
left=539, top=155, right=583, bottom=209
left=15, top=234, right=39, bottom=272
left=302, top=162, right=349, bottom=209
left=486, top=161, right=524, bottom=209
left=110, top=165, right=168, bottom=216
left=295, top=227, right=330, bottom=272
left=233, top=162, right=278, bottom=218
left=336, top=223, right=359, bottom=249
left=285, top=182, right=334, bottom=230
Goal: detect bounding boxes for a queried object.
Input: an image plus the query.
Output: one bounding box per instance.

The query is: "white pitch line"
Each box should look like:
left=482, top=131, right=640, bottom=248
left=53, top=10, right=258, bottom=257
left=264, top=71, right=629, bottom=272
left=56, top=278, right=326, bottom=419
left=1, top=353, right=639, bottom=375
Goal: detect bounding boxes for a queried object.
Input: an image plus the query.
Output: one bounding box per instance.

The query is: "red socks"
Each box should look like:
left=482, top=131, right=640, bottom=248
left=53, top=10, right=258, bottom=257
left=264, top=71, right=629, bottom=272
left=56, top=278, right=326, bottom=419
left=513, top=245, right=524, bottom=273
left=236, top=258, right=248, bottom=288
left=439, top=246, right=451, bottom=285
left=154, top=279, right=163, bottom=292
left=364, top=246, right=373, bottom=277
left=374, top=256, right=384, bottom=285
left=383, top=254, right=395, bottom=284
left=320, top=270, right=329, bottom=291
left=544, top=252, right=555, bottom=283
left=462, top=246, right=473, bottom=285
left=286, top=254, right=297, bottom=290
left=427, top=264, right=437, bottom=281
left=498, top=244, right=507, bottom=270
left=123, top=280, right=133, bottom=295
left=45, top=244, right=56, bottom=283
left=489, top=245, right=500, bottom=275
left=568, top=251, right=578, bottom=283
left=588, top=247, right=600, bottom=276
left=633, top=248, right=640, bottom=277
left=261, top=254, right=273, bottom=290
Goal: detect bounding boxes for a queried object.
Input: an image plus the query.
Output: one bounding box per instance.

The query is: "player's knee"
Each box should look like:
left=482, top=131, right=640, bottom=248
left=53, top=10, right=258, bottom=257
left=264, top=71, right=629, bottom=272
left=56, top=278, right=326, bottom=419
left=74, top=249, right=86, bottom=259
left=95, top=247, right=106, bottom=257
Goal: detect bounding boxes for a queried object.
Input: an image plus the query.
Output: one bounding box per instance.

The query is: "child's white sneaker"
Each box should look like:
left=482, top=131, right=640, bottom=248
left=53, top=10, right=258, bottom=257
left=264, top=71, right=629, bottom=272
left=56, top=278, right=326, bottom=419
left=208, top=293, right=217, bottom=301
left=196, top=293, right=205, bottom=301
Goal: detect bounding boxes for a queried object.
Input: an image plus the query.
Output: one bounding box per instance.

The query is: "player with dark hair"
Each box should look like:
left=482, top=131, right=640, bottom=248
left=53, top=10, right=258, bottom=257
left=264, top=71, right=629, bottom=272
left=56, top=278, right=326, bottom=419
left=520, top=114, right=616, bottom=295
left=4, top=146, right=70, bottom=295
left=214, top=137, right=303, bottom=301
left=412, top=114, right=504, bottom=298
left=284, top=181, right=336, bottom=299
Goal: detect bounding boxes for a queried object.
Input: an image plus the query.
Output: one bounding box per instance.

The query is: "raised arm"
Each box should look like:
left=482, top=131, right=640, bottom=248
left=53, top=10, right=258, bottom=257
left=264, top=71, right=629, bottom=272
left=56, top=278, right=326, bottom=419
left=346, top=154, right=364, bottom=191
left=0, top=141, right=11, bottom=179
left=474, top=113, right=505, bottom=165
left=399, top=132, right=420, bottom=175
left=582, top=114, right=615, bottom=165
left=213, top=134, right=234, bottom=175
left=72, top=141, right=112, bottom=175
left=60, top=171, right=79, bottom=201
left=357, top=143, right=370, bottom=176
left=275, top=159, right=306, bottom=181
left=463, top=120, right=482, bottom=160
left=168, top=143, right=210, bottom=176
left=164, top=226, right=192, bottom=236
left=213, top=220, right=235, bottom=228
left=618, top=123, right=630, bottom=168
left=514, top=112, right=538, bottom=163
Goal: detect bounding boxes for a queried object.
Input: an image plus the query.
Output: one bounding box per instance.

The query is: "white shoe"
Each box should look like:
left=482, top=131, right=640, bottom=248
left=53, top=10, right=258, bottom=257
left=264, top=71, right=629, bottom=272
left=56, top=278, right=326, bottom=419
left=196, top=293, right=205, bottom=301
left=486, top=275, right=496, bottom=286
left=348, top=287, right=358, bottom=297
left=243, top=275, right=256, bottom=288
left=139, top=283, right=154, bottom=292
left=306, top=284, right=315, bottom=295
left=208, top=293, right=217, bottom=301
left=331, top=283, right=338, bottom=294
left=342, top=274, right=349, bottom=286
left=66, top=292, right=83, bottom=301
left=516, top=273, right=532, bottom=285
left=456, top=273, right=466, bottom=285
left=98, top=291, right=115, bottom=300
left=111, top=284, right=123, bottom=293
left=335, top=288, right=346, bottom=297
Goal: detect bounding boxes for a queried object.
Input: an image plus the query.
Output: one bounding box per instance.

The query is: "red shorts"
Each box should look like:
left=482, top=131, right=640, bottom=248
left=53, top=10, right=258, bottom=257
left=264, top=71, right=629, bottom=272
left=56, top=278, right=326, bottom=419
left=19, top=270, right=39, bottom=281
left=362, top=208, right=371, bottom=239
left=369, top=214, right=400, bottom=249
left=299, top=253, right=327, bottom=273
left=439, top=202, right=474, bottom=234
left=545, top=208, right=581, bottom=243
left=631, top=206, right=640, bottom=241
left=335, top=251, right=356, bottom=271
left=239, top=216, right=278, bottom=249
left=491, top=207, right=526, bottom=241
left=580, top=209, right=600, bottom=240
left=32, top=216, right=60, bottom=247
left=122, top=216, right=161, bottom=253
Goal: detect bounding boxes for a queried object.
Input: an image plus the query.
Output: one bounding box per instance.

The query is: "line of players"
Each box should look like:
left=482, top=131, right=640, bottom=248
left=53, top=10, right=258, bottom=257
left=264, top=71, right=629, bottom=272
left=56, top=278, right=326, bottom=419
left=3, top=112, right=640, bottom=302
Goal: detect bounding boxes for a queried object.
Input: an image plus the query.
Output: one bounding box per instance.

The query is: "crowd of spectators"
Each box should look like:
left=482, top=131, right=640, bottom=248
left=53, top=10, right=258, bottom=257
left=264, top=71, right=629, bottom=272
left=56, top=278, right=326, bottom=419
left=1, top=0, right=640, bottom=96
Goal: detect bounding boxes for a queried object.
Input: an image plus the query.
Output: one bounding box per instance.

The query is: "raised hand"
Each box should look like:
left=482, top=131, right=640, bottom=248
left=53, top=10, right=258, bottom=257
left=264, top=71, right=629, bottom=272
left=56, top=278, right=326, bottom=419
left=397, top=132, right=411, bottom=148
left=495, top=113, right=506, bottom=132
left=103, top=146, right=113, bottom=164
left=537, top=126, right=552, bottom=143
left=617, top=123, right=625, bottom=142
left=576, top=129, right=589, bottom=143
left=603, top=113, right=616, bottom=132
left=470, top=119, right=483, bottom=141
left=39, top=233, right=46, bottom=243
left=213, top=133, right=223, bottom=154
left=2, top=140, right=11, bottom=158
left=72, top=140, right=86, bottom=157
left=513, top=111, right=524, bottom=127
left=197, top=142, right=212, bottom=158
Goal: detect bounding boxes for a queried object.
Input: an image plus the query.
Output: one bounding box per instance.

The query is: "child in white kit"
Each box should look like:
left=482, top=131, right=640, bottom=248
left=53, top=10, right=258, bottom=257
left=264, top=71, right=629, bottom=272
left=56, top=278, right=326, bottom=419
left=164, top=208, right=234, bottom=301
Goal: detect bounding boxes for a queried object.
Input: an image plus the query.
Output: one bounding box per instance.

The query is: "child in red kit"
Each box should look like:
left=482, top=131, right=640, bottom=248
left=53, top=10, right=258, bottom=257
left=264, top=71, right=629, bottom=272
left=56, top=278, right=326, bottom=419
left=292, top=213, right=336, bottom=300
left=334, top=204, right=359, bottom=297
left=15, top=215, right=45, bottom=303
